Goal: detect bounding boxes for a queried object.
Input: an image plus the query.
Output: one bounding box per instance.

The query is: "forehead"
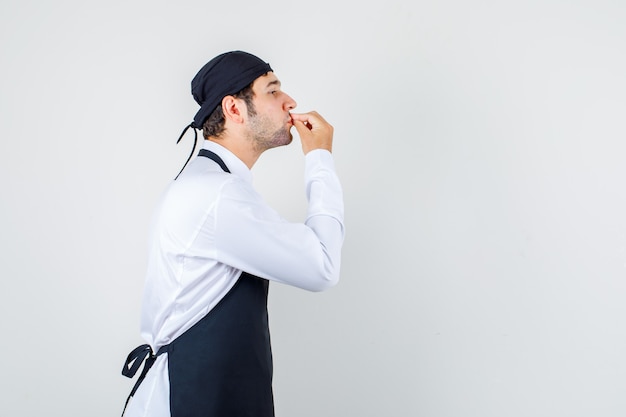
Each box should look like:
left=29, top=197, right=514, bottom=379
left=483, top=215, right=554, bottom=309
left=252, top=72, right=280, bottom=90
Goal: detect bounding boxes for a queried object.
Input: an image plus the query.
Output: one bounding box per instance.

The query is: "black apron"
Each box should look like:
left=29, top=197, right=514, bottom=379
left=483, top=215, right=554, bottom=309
left=122, top=149, right=274, bottom=417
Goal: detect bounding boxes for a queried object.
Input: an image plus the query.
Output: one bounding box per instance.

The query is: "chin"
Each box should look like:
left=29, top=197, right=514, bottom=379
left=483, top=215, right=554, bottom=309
left=274, top=130, right=293, bottom=147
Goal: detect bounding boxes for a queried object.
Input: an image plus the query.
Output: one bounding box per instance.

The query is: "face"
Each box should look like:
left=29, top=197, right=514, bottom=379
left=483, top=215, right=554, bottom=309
left=244, top=72, right=297, bottom=152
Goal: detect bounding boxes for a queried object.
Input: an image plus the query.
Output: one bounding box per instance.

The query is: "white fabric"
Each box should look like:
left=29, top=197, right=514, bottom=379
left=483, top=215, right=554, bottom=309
left=123, top=140, right=344, bottom=416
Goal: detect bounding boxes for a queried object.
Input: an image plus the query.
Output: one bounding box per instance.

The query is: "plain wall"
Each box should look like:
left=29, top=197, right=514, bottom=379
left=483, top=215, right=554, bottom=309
left=1, top=0, right=625, bottom=416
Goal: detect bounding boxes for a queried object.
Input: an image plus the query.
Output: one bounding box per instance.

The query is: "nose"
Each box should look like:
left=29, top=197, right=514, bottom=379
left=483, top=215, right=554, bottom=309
left=284, top=93, right=297, bottom=111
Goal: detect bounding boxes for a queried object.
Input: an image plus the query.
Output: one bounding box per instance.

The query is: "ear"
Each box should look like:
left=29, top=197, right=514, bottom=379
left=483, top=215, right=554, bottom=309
left=221, top=95, right=245, bottom=124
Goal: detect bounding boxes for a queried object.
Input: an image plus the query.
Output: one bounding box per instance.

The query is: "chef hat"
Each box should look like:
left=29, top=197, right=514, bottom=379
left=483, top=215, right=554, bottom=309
left=190, top=50, right=273, bottom=129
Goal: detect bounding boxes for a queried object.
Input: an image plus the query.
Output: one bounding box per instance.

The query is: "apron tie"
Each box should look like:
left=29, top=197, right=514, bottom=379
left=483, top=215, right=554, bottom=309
left=175, top=123, right=198, bottom=180
left=120, top=344, right=169, bottom=416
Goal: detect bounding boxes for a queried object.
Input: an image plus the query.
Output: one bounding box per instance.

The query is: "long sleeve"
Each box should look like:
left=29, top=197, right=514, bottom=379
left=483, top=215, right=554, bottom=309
left=214, top=149, right=344, bottom=291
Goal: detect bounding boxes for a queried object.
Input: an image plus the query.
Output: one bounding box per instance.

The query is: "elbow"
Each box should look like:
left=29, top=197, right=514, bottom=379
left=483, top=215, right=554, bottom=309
left=305, top=266, right=340, bottom=293
left=293, top=237, right=342, bottom=292
left=323, top=275, right=340, bottom=291
left=306, top=249, right=341, bottom=292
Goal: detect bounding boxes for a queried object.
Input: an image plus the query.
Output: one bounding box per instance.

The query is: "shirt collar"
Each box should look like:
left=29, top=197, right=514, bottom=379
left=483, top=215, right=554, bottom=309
left=202, top=140, right=253, bottom=184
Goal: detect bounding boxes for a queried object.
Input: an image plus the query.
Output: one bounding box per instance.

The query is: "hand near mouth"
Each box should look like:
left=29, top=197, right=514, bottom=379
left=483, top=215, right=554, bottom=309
left=290, top=111, right=334, bottom=154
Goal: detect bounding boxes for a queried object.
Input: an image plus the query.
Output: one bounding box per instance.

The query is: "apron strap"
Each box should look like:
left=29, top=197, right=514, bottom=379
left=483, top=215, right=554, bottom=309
left=198, top=148, right=231, bottom=173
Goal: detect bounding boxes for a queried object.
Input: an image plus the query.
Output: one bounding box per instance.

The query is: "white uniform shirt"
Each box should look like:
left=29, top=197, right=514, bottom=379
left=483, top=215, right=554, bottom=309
left=123, top=140, right=344, bottom=417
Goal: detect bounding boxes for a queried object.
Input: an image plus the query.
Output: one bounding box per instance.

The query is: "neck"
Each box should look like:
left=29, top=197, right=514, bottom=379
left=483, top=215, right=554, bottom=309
left=207, top=135, right=262, bottom=169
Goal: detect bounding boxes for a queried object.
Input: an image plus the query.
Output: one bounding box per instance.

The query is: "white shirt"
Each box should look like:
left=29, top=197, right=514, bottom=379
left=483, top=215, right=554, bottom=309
left=123, top=140, right=344, bottom=417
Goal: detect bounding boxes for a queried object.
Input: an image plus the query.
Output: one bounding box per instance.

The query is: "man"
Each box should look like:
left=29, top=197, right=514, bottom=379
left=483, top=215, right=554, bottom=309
left=120, top=50, right=344, bottom=417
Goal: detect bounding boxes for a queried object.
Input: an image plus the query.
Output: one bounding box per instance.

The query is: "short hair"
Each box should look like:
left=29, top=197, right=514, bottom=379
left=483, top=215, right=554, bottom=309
left=202, top=84, right=257, bottom=139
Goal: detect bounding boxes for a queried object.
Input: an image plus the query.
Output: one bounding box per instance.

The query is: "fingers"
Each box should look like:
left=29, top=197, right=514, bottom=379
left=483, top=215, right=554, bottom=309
left=290, top=111, right=333, bottom=154
left=292, top=119, right=314, bottom=138
left=290, top=111, right=329, bottom=130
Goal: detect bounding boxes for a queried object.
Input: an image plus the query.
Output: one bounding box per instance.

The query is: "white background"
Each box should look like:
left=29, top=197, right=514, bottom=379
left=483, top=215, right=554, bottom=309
left=1, top=0, right=626, bottom=416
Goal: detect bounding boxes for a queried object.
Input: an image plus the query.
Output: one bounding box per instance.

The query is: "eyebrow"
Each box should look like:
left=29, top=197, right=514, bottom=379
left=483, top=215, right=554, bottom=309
left=265, top=79, right=281, bottom=89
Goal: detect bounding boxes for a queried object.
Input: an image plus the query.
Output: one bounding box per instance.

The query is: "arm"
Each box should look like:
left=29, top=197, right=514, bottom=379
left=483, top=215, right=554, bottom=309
left=214, top=112, right=344, bottom=291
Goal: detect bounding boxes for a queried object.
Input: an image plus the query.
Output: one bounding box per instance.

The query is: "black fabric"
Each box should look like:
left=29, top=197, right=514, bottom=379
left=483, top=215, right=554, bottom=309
left=122, top=344, right=153, bottom=379
left=198, top=149, right=231, bottom=173
left=168, top=272, right=274, bottom=417
left=190, top=50, right=272, bottom=129
left=167, top=150, right=273, bottom=416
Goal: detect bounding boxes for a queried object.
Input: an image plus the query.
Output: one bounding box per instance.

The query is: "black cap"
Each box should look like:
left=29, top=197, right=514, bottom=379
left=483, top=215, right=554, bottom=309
left=190, top=50, right=273, bottom=129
